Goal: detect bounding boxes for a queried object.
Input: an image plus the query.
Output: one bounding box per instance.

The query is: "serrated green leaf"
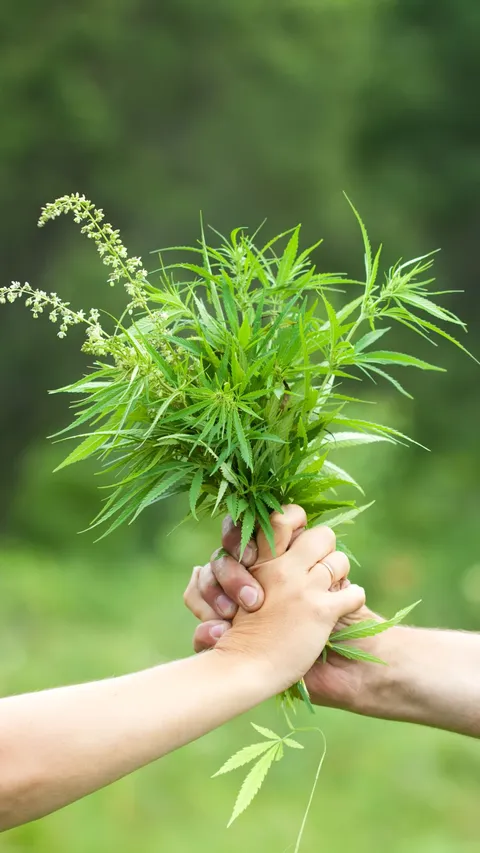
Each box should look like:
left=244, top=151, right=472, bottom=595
left=238, top=315, right=251, bottom=349
left=321, top=459, right=364, bottom=494
left=226, top=492, right=239, bottom=523
left=251, top=723, right=281, bottom=740
left=296, top=679, right=315, bottom=714
left=355, top=327, right=390, bottom=352
left=240, top=506, right=256, bottom=559
left=323, top=431, right=394, bottom=449
left=227, top=746, right=279, bottom=827
left=363, top=364, right=413, bottom=399
left=233, top=409, right=253, bottom=470
left=358, top=350, right=445, bottom=371
left=401, top=293, right=465, bottom=326
left=328, top=643, right=387, bottom=664
left=284, top=737, right=304, bottom=750
left=188, top=469, right=204, bottom=520
left=255, top=500, right=276, bottom=555
left=213, top=741, right=274, bottom=777
left=133, top=468, right=188, bottom=519
left=212, top=479, right=229, bottom=516
left=330, top=600, right=420, bottom=643
left=54, top=431, right=108, bottom=471
left=324, top=501, right=374, bottom=529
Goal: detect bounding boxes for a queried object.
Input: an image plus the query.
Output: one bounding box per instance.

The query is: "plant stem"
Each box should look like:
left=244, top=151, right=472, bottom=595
left=293, top=728, right=327, bottom=853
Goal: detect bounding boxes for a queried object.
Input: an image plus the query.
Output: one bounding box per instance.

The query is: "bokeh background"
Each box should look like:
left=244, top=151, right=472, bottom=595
left=1, top=1, right=480, bottom=850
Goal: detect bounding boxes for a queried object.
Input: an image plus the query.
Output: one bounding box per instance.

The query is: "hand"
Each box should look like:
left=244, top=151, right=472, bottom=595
left=183, top=504, right=308, bottom=628
left=184, top=505, right=384, bottom=709
left=212, top=525, right=366, bottom=694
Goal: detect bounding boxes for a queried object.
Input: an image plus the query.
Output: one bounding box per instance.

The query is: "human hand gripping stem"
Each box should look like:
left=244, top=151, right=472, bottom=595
left=184, top=504, right=381, bottom=710
left=212, top=524, right=366, bottom=696
left=186, top=507, right=480, bottom=742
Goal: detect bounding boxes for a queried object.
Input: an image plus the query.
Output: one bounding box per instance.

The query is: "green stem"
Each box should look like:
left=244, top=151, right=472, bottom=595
left=293, top=728, right=327, bottom=853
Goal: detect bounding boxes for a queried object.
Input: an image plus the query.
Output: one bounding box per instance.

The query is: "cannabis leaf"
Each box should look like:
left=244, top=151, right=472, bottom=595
left=227, top=747, right=279, bottom=827
left=216, top=722, right=309, bottom=828
left=326, top=601, right=421, bottom=664
left=329, top=600, right=421, bottom=644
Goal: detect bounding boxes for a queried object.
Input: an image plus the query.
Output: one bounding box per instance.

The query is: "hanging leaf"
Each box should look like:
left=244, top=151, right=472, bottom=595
left=251, top=723, right=281, bottom=740
left=213, top=741, right=275, bottom=777
left=227, top=745, right=279, bottom=827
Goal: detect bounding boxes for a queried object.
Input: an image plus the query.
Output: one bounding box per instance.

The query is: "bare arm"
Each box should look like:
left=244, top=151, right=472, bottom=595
left=0, top=652, right=268, bottom=831
left=0, top=522, right=363, bottom=831
left=344, top=625, right=480, bottom=738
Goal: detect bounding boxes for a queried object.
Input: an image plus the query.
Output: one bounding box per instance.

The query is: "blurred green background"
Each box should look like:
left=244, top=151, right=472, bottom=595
left=1, top=1, right=480, bottom=850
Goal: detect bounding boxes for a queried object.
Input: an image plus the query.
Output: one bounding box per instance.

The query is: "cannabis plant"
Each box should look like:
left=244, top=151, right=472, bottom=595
left=0, top=194, right=474, bottom=842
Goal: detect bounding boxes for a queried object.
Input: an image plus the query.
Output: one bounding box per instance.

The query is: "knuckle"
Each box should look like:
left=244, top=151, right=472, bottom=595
left=198, top=565, right=218, bottom=599
left=212, top=556, right=244, bottom=595
left=317, top=525, right=336, bottom=553
left=271, top=510, right=289, bottom=528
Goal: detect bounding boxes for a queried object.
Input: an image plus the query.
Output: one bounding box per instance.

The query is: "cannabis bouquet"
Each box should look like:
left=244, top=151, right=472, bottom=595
left=1, top=194, right=473, bottom=841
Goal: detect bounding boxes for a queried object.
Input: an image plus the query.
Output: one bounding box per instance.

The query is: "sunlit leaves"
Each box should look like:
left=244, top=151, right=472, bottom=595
left=8, top=195, right=473, bottom=540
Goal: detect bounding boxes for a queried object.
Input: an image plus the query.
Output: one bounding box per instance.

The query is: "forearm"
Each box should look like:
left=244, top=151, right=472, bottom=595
left=0, top=650, right=269, bottom=831
left=352, top=626, right=480, bottom=737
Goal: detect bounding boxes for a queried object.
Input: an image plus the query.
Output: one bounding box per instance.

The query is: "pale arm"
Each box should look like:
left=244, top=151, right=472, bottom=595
left=348, top=626, right=480, bottom=738
left=0, top=651, right=271, bottom=831
left=0, top=521, right=363, bottom=832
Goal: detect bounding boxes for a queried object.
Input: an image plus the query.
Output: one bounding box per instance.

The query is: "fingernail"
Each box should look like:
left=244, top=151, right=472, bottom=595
left=239, top=586, right=258, bottom=608
left=210, top=623, right=228, bottom=640
left=216, top=594, right=235, bottom=617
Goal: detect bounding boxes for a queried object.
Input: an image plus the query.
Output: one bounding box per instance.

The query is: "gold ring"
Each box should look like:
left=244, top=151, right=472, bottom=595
left=319, top=559, right=335, bottom=583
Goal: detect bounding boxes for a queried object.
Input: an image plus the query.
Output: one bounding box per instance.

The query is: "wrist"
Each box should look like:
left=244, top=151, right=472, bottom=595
left=211, top=637, right=286, bottom=704
left=346, top=626, right=412, bottom=719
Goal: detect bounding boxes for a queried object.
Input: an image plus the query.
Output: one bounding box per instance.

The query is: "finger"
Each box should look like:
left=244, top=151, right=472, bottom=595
left=311, top=550, right=350, bottom=589
left=290, top=527, right=305, bottom=545
left=221, top=516, right=258, bottom=567
left=193, top=620, right=231, bottom=653
left=256, top=504, right=308, bottom=564
left=183, top=566, right=219, bottom=621
left=328, top=584, right=366, bottom=621
left=198, top=562, right=237, bottom=619
left=210, top=553, right=264, bottom=612
left=285, top=525, right=336, bottom=571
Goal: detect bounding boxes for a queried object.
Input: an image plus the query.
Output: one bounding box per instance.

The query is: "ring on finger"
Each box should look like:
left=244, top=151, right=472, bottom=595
left=314, top=550, right=350, bottom=586
left=319, top=558, right=335, bottom=583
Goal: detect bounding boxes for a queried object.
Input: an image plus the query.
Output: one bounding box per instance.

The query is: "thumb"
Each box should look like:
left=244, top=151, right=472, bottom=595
left=329, top=584, right=366, bottom=621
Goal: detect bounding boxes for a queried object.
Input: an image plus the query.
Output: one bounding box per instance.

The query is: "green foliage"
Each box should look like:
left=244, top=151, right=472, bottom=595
left=215, top=718, right=329, bottom=853
left=326, top=600, right=421, bottom=664
left=1, top=195, right=473, bottom=549
left=214, top=722, right=305, bottom=827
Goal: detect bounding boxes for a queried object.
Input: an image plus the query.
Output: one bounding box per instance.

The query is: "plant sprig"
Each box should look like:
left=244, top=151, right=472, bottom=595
left=1, top=194, right=473, bottom=552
